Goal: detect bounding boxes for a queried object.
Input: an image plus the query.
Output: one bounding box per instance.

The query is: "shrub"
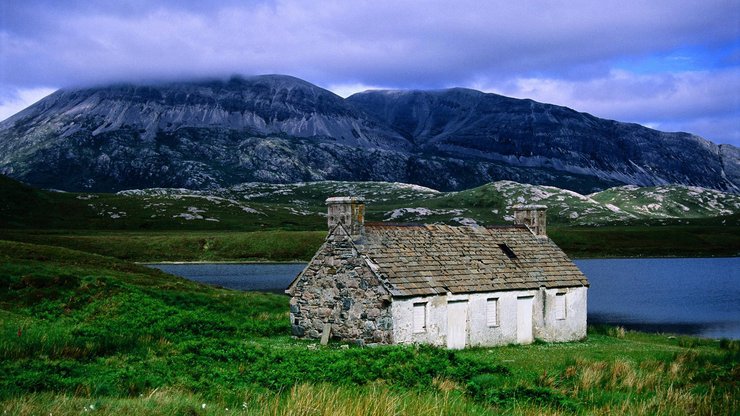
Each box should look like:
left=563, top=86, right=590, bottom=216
left=467, top=374, right=577, bottom=411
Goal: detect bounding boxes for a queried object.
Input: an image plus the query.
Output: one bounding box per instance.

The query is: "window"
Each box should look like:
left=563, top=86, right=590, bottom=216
left=487, top=298, right=499, bottom=327
left=498, top=243, right=517, bottom=259
left=413, top=302, right=427, bottom=333
left=555, top=293, right=566, bottom=320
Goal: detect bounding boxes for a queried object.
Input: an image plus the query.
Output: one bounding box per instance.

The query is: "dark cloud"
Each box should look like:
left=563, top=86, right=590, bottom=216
left=0, top=0, right=738, bottom=144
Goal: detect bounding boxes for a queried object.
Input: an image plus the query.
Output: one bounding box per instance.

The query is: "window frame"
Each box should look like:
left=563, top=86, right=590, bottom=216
left=486, top=297, right=499, bottom=327
left=412, top=302, right=427, bottom=333
left=554, top=292, right=567, bottom=320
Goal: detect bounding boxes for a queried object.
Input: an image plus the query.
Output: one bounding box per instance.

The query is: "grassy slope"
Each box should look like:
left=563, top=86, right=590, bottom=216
left=2, top=174, right=739, bottom=259
left=0, top=175, right=325, bottom=232
left=3, top=175, right=739, bottom=230
left=0, top=230, right=326, bottom=262
left=1, top=225, right=737, bottom=262
left=1, top=240, right=737, bottom=415
left=549, top=225, right=740, bottom=258
left=591, top=185, right=740, bottom=218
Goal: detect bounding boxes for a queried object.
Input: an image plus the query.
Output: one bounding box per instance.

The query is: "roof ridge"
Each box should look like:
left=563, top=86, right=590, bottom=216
left=365, top=222, right=527, bottom=230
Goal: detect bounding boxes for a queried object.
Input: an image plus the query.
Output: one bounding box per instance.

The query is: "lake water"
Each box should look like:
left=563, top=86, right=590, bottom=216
left=149, top=263, right=305, bottom=294
left=148, top=257, right=740, bottom=339
left=574, top=258, right=739, bottom=339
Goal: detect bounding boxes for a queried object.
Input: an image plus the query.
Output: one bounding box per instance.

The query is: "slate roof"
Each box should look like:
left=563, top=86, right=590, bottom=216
left=360, top=223, right=588, bottom=297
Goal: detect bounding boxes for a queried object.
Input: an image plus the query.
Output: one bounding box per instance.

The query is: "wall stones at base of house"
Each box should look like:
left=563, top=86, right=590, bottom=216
left=288, top=232, right=393, bottom=345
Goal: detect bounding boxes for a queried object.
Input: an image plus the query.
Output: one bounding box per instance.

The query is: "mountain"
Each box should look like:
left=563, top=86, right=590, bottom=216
left=1, top=75, right=737, bottom=193
left=0, top=75, right=413, bottom=191
left=346, top=88, right=739, bottom=193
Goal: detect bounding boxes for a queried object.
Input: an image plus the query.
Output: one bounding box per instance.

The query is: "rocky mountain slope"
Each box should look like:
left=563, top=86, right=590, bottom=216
left=1, top=75, right=737, bottom=193
left=347, top=89, right=739, bottom=193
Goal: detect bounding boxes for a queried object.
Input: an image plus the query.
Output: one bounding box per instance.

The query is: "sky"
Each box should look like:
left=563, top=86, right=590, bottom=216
left=1, top=0, right=739, bottom=146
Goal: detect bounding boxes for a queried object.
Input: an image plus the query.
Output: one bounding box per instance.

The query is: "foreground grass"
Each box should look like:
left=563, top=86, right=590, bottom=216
left=1, top=240, right=737, bottom=415
left=2, top=384, right=495, bottom=416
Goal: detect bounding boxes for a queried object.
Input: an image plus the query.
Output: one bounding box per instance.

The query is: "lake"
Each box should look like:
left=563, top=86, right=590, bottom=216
left=149, top=263, right=306, bottom=293
left=575, top=258, right=739, bottom=339
left=148, top=257, right=740, bottom=339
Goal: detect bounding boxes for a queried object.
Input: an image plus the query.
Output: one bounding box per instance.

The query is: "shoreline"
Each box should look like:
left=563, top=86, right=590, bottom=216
left=139, top=260, right=308, bottom=265
left=137, top=255, right=740, bottom=264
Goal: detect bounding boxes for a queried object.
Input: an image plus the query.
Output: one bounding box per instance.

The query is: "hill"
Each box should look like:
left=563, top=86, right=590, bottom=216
left=1, top=75, right=737, bottom=193
left=2, top=175, right=738, bottom=231
left=2, top=175, right=738, bottom=260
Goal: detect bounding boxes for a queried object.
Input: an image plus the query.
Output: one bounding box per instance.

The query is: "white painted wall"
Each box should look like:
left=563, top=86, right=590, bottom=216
left=536, top=287, right=588, bottom=342
left=391, top=287, right=587, bottom=347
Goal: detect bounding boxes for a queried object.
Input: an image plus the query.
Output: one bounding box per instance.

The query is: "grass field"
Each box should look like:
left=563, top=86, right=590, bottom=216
left=2, top=173, right=739, bottom=261
left=1, top=175, right=738, bottom=413
left=3, top=174, right=739, bottom=231
left=1, top=224, right=737, bottom=263
left=548, top=225, right=740, bottom=258
left=0, top=240, right=737, bottom=415
left=0, top=229, right=326, bottom=262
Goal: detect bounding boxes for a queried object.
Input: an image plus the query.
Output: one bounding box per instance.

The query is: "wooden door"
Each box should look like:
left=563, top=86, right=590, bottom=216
left=447, top=300, right=468, bottom=349
left=517, top=296, right=534, bottom=344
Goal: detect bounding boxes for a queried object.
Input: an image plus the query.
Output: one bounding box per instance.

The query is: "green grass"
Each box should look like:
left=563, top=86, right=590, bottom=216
left=0, top=240, right=737, bottom=415
left=0, top=174, right=327, bottom=231
left=3, top=174, right=739, bottom=231
left=549, top=225, right=740, bottom=258
left=1, top=224, right=737, bottom=263
left=2, top=173, right=739, bottom=260
left=0, top=230, right=326, bottom=262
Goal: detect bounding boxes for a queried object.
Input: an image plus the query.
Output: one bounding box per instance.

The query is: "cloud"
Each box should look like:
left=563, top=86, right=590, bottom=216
left=0, top=87, right=56, bottom=122
left=2, top=0, right=738, bottom=89
left=326, top=82, right=390, bottom=98
left=1, top=0, right=738, bottom=144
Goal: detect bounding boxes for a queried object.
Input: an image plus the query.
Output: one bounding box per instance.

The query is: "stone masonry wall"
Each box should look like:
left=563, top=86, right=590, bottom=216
left=288, top=229, right=393, bottom=345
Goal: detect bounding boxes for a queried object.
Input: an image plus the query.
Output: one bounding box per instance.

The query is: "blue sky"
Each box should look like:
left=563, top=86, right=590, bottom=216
left=1, top=0, right=738, bottom=145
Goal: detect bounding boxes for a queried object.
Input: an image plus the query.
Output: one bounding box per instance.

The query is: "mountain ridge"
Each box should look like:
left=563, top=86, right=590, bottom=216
left=1, top=74, right=737, bottom=193
left=347, top=88, right=738, bottom=192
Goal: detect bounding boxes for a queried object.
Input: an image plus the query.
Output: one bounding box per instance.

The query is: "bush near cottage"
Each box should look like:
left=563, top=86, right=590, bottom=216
left=1, top=240, right=738, bottom=415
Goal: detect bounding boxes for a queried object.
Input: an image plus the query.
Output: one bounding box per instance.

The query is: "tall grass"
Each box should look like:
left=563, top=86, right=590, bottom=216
left=6, top=376, right=734, bottom=416
left=552, top=351, right=739, bottom=415
left=1, top=240, right=737, bottom=415
left=0, top=384, right=494, bottom=416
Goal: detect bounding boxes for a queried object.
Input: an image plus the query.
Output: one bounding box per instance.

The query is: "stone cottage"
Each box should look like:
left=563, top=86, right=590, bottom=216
left=285, top=197, right=589, bottom=348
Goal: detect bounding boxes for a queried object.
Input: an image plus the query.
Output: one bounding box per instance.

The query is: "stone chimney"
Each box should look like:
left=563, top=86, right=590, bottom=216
left=513, top=205, right=547, bottom=238
left=326, top=196, right=365, bottom=241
